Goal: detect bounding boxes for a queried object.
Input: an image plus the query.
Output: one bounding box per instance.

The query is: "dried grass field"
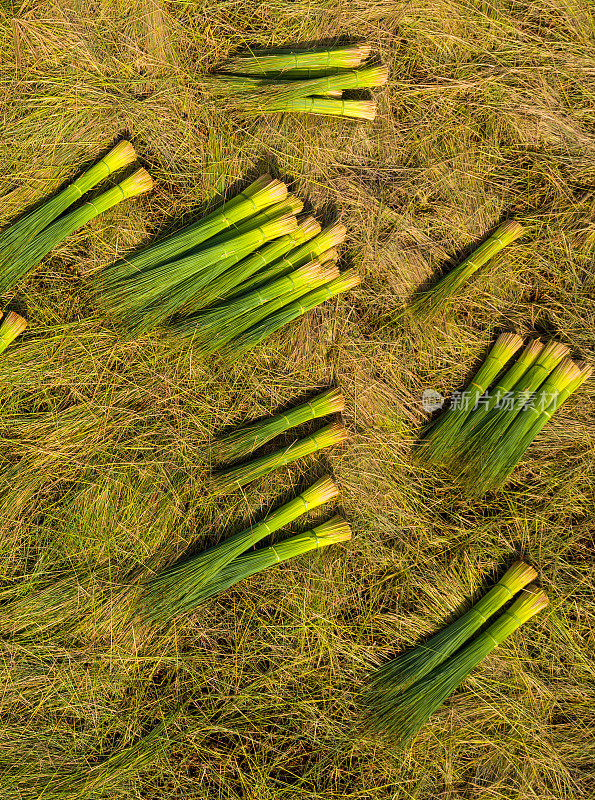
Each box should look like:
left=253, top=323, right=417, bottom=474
left=0, top=1, right=594, bottom=798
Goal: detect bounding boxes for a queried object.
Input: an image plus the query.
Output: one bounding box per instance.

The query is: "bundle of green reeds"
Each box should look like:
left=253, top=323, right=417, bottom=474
left=97, top=174, right=360, bottom=353
left=418, top=334, right=591, bottom=494
left=207, top=44, right=387, bottom=121
left=211, top=422, right=348, bottom=493
left=144, top=475, right=342, bottom=621
left=408, top=220, right=524, bottom=318
left=365, top=564, right=548, bottom=746
left=0, top=311, right=27, bottom=354
left=214, top=387, right=345, bottom=462
left=0, top=141, right=150, bottom=293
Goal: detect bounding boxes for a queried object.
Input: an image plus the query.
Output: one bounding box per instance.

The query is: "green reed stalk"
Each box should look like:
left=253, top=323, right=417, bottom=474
left=367, top=586, right=549, bottom=746
left=223, top=268, right=361, bottom=358
left=0, top=169, right=153, bottom=293
left=409, top=221, right=524, bottom=319
left=417, top=333, right=525, bottom=467
left=192, top=516, right=352, bottom=603
left=215, top=387, right=345, bottom=462
left=144, top=475, right=340, bottom=621
left=366, top=561, right=537, bottom=701
left=170, top=262, right=340, bottom=350
left=98, top=175, right=287, bottom=282
left=222, top=44, right=371, bottom=76
left=266, top=97, right=377, bottom=120
left=0, top=312, right=28, bottom=354
left=0, top=140, right=136, bottom=282
left=211, top=422, right=348, bottom=493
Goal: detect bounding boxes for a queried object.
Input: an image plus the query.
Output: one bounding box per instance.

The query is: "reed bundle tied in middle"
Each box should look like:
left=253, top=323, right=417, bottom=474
left=96, top=174, right=360, bottom=354
left=206, top=44, right=388, bottom=121
left=418, top=333, right=592, bottom=494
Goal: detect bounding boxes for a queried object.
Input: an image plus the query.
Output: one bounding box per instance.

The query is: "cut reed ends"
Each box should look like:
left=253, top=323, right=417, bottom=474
left=144, top=475, right=340, bottom=621
left=0, top=312, right=27, bottom=354
left=190, top=516, right=352, bottom=603
left=211, top=421, right=348, bottom=493
left=214, top=387, right=345, bottom=462
left=409, top=220, right=524, bottom=319
left=366, top=584, right=548, bottom=746
left=418, top=333, right=590, bottom=494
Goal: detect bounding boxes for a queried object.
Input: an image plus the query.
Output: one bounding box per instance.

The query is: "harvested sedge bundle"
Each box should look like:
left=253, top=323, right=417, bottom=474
left=98, top=174, right=288, bottom=282
left=190, top=516, right=351, bottom=603
left=106, top=213, right=299, bottom=331
left=366, top=561, right=537, bottom=701
left=367, top=585, right=549, bottom=746
left=215, top=387, right=345, bottom=462
left=0, top=140, right=136, bottom=290
left=409, top=221, right=524, bottom=319
left=418, top=333, right=524, bottom=467
left=0, top=169, right=153, bottom=293
left=0, top=311, right=27, bottom=354
left=223, top=269, right=361, bottom=358
left=145, top=475, right=340, bottom=621
left=460, top=340, right=570, bottom=472
left=466, top=360, right=591, bottom=493
left=211, top=421, right=348, bottom=493
left=222, top=44, right=372, bottom=77
left=265, top=98, right=377, bottom=120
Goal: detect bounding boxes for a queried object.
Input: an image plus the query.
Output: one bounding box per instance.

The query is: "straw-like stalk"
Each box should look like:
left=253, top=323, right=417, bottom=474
left=467, top=360, right=590, bottom=493
left=417, top=333, right=525, bottom=467
left=171, top=262, right=341, bottom=350
left=366, top=561, right=537, bottom=703
left=211, top=421, right=348, bottom=493
left=144, top=475, right=340, bottom=621
left=215, top=387, right=345, bottom=462
left=206, top=194, right=304, bottom=246
left=102, top=214, right=298, bottom=329
left=0, top=311, right=27, bottom=354
left=223, top=268, right=361, bottom=358
left=461, top=340, right=571, bottom=471
left=409, top=221, right=524, bottom=318
left=367, top=585, right=549, bottom=746
left=266, top=98, right=377, bottom=120
left=0, top=169, right=153, bottom=293
left=97, top=175, right=287, bottom=283
left=0, top=140, right=136, bottom=278
left=190, top=516, right=352, bottom=603
left=222, top=44, right=372, bottom=76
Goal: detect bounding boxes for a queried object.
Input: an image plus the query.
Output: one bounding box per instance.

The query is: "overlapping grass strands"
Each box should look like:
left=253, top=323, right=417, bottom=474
left=463, top=360, right=592, bottom=494
left=0, top=169, right=153, bottom=293
left=108, top=213, right=299, bottom=332
left=211, top=422, right=348, bottom=493
left=222, top=44, right=372, bottom=77
left=417, top=333, right=524, bottom=467
left=0, top=140, right=136, bottom=291
left=97, top=174, right=287, bottom=281
left=409, top=220, right=524, bottom=319
left=366, top=561, right=537, bottom=702
left=205, top=44, right=387, bottom=120
left=0, top=312, right=27, bottom=354
left=144, top=475, right=340, bottom=621
left=367, top=586, right=549, bottom=747
left=188, top=516, right=351, bottom=604
left=215, top=387, right=345, bottom=462
left=223, top=269, right=361, bottom=358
